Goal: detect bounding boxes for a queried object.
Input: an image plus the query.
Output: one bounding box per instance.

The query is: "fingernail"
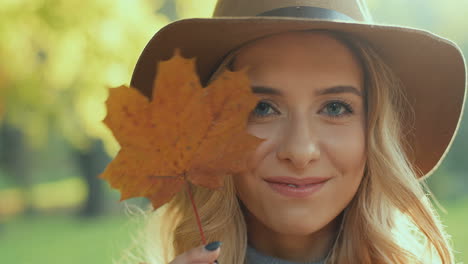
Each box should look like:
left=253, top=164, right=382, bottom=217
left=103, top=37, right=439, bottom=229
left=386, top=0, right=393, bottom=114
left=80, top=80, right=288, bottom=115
left=205, top=241, right=222, bottom=251
left=214, top=260, right=219, bottom=264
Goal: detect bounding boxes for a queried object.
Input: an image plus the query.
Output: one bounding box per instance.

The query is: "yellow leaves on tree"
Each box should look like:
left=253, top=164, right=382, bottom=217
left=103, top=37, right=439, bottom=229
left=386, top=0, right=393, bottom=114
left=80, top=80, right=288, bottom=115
left=99, top=50, right=264, bottom=210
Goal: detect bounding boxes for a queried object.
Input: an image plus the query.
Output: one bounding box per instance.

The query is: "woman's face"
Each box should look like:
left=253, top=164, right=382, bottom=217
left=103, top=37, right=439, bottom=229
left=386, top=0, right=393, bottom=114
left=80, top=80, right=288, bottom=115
left=232, top=32, right=367, bottom=236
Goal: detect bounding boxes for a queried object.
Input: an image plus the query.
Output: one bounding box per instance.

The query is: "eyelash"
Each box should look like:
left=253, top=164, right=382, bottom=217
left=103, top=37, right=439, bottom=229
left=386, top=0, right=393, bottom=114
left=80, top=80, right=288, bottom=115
left=321, top=100, right=354, bottom=119
left=249, top=100, right=354, bottom=120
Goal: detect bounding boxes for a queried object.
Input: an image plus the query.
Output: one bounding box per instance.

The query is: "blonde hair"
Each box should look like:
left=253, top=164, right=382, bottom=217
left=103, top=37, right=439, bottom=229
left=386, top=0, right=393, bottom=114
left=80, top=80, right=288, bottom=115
left=117, top=31, right=455, bottom=264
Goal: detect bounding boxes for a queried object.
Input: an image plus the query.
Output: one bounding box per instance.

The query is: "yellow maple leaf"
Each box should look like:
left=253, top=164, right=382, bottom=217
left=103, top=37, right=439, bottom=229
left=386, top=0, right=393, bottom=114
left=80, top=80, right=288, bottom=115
left=99, top=50, right=264, bottom=210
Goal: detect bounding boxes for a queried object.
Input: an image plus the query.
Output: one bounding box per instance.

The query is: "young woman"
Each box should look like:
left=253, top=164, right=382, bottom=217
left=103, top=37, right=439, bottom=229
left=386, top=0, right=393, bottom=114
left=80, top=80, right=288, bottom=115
left=123, top=0, right=466, bottom=263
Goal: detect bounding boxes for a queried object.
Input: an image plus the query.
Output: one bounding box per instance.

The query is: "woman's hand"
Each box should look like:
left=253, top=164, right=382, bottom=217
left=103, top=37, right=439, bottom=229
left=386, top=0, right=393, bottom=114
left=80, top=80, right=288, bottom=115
left=168, top=241, right=222, bottom=264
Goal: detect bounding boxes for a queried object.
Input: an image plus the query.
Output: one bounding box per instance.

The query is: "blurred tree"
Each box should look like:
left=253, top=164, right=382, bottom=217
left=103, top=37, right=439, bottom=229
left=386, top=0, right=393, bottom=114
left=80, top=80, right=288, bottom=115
left=74, top=139, right=111, bottom=217
left=0, top=71, right=4, bottom=121
left=175, top=0, right=217, bottom=18
left=0, top=0, right=169, bottom=154
left=0, top=0, right=170, bottom=216
left=161, top=0, right=178, bottom=21
left=0, top=123, right=35, bottom=214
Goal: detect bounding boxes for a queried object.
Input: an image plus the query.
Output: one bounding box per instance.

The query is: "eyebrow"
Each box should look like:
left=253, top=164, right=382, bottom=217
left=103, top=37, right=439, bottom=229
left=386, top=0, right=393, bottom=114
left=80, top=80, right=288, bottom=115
left=251, top=85, right=362, bottom=97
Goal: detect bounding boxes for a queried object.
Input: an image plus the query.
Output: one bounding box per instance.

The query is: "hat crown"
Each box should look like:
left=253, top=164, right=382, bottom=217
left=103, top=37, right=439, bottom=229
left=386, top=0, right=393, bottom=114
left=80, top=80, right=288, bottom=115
left=213, top=0, right=371, bottom=22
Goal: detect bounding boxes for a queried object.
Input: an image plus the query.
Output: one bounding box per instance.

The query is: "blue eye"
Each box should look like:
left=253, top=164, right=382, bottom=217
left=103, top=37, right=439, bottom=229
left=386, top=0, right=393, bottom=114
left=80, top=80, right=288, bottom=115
left=250, top=101, right=278, bottom=119
left=322, top=101, right=353, bottom=117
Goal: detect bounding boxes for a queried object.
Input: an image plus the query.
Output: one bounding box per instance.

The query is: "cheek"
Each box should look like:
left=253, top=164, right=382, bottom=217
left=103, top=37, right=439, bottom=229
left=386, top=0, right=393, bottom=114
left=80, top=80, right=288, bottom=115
left=233, top=171, right=268, bottom=225
left=320, top=122, right=366, bottom=174
left=318, top=122, right=367, bottom=212
left=245, top=122, right=282, bottom=169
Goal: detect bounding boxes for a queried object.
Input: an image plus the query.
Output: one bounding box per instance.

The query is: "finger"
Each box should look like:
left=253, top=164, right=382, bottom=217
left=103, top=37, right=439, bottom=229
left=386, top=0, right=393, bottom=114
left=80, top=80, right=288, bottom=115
left=171, top=241, right=222, bottom=264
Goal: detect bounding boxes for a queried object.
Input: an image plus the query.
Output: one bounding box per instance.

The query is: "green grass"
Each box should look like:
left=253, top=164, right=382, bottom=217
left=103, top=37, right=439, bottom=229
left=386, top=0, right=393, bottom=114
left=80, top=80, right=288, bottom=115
left=0, top=214, right=138, bottom=264
left=439, top=198, right=468, bottom=264
left=0, top=198, right=466, bottom=264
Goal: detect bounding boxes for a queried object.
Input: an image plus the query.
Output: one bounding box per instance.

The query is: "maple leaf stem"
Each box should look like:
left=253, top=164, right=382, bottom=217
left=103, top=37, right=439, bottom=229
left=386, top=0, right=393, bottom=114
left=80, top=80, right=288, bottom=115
left=186, top=182, right=207, bottom=245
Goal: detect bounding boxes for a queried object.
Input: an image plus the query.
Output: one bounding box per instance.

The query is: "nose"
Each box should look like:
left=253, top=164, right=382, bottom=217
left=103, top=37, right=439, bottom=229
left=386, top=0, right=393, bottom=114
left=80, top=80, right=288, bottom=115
left=276, top=117, right=320, bottom=170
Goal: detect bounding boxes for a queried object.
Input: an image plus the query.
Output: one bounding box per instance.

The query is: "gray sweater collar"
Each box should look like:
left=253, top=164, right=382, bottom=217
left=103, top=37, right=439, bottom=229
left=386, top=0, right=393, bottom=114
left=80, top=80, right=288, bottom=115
left=246, top=245, right=326, bottom=264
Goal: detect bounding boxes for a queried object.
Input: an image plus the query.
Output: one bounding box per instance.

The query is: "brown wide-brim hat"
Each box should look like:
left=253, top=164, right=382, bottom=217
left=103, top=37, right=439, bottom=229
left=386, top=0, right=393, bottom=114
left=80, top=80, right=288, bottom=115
left=130, top=0, right=467, bottom=179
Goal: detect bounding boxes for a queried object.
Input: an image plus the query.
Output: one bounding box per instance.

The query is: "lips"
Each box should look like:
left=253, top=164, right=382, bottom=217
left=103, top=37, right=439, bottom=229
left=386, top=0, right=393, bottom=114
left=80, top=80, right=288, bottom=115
left=263, top=176, right=331, bottom=187
left=264, top=176, right=329, bottom=198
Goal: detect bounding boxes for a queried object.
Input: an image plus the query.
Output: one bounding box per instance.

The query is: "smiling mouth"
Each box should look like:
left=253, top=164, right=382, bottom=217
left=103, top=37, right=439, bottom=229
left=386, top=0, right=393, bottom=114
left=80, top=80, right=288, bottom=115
left=268, top=181, right=325, bottom=188
left=263, top=176, right=331, bottom=186
left=281, top=183, right=314, bottom=188
left=264, top=180, right=329, bottom=198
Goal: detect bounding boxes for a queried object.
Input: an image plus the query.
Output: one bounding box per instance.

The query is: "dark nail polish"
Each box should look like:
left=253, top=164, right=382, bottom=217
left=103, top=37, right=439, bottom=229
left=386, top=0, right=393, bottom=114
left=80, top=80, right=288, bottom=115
left=205, top=241, right=222, bottom=251
left=214, top=260, right=219, bottom=264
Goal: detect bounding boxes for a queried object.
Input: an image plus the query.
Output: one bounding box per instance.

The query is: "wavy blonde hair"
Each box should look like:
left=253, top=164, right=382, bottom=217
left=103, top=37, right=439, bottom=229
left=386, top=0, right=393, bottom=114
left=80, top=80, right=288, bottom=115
left=117, top=31, right=455, bottom=264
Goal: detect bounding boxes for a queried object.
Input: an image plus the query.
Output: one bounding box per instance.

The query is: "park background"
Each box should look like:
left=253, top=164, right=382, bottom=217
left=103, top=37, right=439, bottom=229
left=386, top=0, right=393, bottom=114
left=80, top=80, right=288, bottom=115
left=0, top=0, right=467, bottom=263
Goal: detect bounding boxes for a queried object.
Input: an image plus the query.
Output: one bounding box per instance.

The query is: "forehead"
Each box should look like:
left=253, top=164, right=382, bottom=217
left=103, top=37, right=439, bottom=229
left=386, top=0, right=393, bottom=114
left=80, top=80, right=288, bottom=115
left=231, top=31, right=364, bottom=90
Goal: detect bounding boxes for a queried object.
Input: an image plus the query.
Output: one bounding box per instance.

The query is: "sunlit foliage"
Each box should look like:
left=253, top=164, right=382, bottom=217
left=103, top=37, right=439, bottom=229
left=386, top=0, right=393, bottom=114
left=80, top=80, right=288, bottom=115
left=0, top=0, right=169, bottom=154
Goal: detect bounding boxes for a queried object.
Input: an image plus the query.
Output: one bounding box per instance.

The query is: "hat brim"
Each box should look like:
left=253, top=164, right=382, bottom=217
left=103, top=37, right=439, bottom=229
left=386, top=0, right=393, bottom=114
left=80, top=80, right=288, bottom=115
left=130, top=17, right=467, bottom=179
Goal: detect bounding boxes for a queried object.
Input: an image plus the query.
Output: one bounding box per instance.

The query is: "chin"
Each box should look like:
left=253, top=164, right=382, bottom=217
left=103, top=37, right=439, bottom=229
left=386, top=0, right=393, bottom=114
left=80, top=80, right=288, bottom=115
left=276, top=224, right=323, bottom=236
left=265, top=212, right=332, bottom=236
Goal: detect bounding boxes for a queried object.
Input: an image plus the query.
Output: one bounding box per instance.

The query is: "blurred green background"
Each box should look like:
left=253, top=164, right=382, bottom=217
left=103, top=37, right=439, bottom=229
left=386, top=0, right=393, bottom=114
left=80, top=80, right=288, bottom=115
left=0, top=0, right=466, bottom=263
